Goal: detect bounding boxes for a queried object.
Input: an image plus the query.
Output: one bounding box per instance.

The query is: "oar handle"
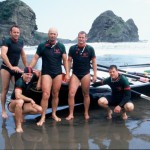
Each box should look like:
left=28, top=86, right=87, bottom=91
left=97, top=64, right=150, bottom=79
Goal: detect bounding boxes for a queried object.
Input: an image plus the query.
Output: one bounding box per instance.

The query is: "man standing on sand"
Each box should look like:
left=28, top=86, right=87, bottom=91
left=66, top=31, right=97, bottom=120
left=92, top=65, right=134, bottom=120
left=29, top=27, right=70, bottom=126
left=8, top=67, right=42, bottom=132
left=1, top=25, right=27, bottom=119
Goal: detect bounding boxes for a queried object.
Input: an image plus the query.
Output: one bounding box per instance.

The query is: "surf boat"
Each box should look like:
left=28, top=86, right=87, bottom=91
left=27, top=64, right=150, bottom=108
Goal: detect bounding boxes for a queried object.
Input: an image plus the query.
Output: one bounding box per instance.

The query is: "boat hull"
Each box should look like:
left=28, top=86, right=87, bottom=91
left=28, top=82, right=150, bottom=108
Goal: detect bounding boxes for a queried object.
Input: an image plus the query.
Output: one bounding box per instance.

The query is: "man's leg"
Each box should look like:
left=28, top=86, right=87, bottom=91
left=66, top=75, right=80, bottom=120
left=81, top=74, right=91, bottom=120
left=9, top=100, right=24, bottom=132
left=122, top=102, right=134, bottom=120
left=51, top=74, right=62, bottom=122
left=23, top=103, right=42, bottom=114
left=1, top=69, right=11, bottom=119
left=37, top=75, right=52, bottom=126
left=98, top=97, right=112, bottom=119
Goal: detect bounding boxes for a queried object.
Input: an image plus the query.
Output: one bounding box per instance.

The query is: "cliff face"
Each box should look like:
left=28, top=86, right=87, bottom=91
left=87, top=10, right=139, bottom=42
left=0, top=0, right=38, bottom=45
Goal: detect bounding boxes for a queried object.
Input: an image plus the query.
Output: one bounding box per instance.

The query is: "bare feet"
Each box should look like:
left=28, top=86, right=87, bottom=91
left=52, top=115, right=61, bottom=122
left=84, top=114, right=90, bottom=120
left=66, top=115, right=74, bottom=121
left=107, top=109, right=113, bottom=119
left=37, top=118, right=45, bottom=126
left=2, top=112, right=8, bottom=119
left=122, top=112, right=128, bottom=120
left=16, top=124, right=23, bottom=133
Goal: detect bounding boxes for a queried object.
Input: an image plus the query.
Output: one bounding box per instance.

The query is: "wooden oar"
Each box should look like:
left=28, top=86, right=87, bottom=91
left=97, top=64, right=150, bottom=79
left=91, top=75, right=150, bottom=101
left=119, top=63, right=150, bottom=67
left=97, top=67, right=142, bottom=80
left=131, top=90, right=150, bottom=101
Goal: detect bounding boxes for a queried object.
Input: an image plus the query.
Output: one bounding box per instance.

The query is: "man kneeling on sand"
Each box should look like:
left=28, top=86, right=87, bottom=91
left=8, top=67, right=42, bottom=132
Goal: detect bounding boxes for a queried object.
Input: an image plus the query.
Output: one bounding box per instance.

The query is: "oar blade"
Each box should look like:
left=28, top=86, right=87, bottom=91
left=140, top=94, right=150, bottom=101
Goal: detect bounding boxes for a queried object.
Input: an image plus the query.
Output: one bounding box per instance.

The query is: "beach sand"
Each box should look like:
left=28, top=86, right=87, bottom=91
left=0, top=54, right=150, bottom=149
left=0, top=98, right=150, bottom=149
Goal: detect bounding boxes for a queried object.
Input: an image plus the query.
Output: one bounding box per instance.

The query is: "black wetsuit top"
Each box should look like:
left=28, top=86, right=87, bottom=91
left=68, top=44, right=96, bottom=77
left=36, top=41, right=66, bottom=77
left=1, top=37, right=24, bottom=67
left=11, top=74, right=37, bottom=100
left=92, top=74, right=131, bottom=107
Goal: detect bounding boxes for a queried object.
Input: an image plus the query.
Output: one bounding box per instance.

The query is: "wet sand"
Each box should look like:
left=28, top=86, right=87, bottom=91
left=0, top=98, right=150, bottom=149
left=0, top=55, right=150, bottom=149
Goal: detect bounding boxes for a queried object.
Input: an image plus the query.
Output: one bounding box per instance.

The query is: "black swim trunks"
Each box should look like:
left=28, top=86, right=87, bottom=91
left=1, top=64, right=22, bottom=81
left=105, top=94, right=133, bottom=108
left=42, top=72, right=62, bottom=79
left=73, top=72, right=90, bottom=80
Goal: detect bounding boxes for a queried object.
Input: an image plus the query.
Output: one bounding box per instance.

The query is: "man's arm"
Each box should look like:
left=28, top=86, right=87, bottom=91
left=21, top=48, right=28, bottom=67
left=1, top=46, right=12, bottom=69
left=33, top=70, right=42, bottom=90
left=68, top=56, right=72, bottom=73
left=15, top=88, right=34, bottom=104
left=1, top=46, right=22, bottom=72
left=119, top=86, right=131, bottom=107
left=91, top=57, right=97, bottom=82
left=29, top=54, right=39, bottom=68
left=114, top=77, right=131, bottom=114
left=62, top=54, right=70, bottom=82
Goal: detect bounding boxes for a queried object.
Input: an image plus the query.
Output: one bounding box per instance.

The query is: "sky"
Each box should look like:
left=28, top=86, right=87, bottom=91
left=1, top=0, right=150, bottom=41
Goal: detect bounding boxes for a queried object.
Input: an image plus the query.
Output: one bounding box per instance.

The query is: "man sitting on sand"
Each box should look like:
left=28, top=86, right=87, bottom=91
left=92, top=65, right=134, bottom=120
left=8, top=67, right=42, bottom=132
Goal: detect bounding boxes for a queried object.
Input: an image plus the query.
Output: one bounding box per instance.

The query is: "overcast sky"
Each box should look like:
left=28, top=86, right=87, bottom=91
left=1, top=0, right=150, bottom=41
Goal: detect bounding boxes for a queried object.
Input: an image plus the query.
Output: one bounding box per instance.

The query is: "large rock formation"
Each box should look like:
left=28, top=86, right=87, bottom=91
left=0, top=0, right=72, bottom=45
left=87, top=10, right=139, bottom=42
left=0, top=0, right=38, bottom=45
left=0, top=1, right=139, bottom=45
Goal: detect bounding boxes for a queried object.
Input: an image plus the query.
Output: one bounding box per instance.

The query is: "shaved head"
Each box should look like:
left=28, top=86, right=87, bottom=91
left=48, top=27, right=58, bottom=43
left=48, top=27, right=58, bottom=35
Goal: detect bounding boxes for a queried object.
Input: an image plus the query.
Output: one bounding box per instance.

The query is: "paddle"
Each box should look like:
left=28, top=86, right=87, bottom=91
left=97, top=64, right=150, bottom=79
left=119, top=63, right=150, bottom=67
left=131, top=90, right=150, bottom=101
left=91, top=75, right=150, bottom=101
left=97, top=67, right=143, bottom=80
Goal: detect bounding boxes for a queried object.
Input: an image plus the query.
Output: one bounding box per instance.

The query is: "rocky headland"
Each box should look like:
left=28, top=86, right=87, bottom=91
left=0, top=0, right=139, bottom=46
left=87, top=10, right=139, bottom=42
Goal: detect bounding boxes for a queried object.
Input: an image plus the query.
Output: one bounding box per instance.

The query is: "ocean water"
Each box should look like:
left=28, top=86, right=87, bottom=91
left=1, top=41, right=150, bottom=149
left=24, top=41, right=150, bottom=70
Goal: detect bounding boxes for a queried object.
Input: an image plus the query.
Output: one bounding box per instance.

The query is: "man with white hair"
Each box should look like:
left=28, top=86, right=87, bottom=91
left=29, top=27, right=70, bottom=126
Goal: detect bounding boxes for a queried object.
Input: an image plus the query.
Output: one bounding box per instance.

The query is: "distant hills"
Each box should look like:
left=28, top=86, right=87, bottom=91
left=0, top=0, right=139, bottom=46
